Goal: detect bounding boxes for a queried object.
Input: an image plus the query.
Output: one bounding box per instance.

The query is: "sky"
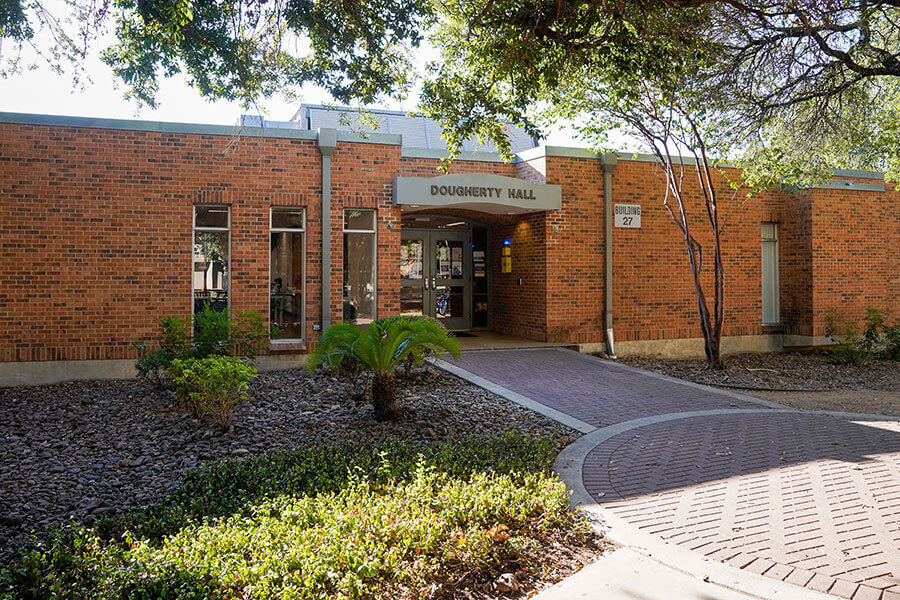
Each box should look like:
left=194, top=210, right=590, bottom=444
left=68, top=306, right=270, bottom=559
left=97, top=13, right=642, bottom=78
left=0, top=20, right=591, bottom=148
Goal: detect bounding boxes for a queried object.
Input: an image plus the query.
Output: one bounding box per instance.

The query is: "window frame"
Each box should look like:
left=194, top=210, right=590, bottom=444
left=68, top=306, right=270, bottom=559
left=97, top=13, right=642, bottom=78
left=269, top=207, right=307, bottom=341
left=192, top=205, right=231, bottom=315
left=761, top=222, right=780, bottom=326
left=342, top=208, right=378, bottom=324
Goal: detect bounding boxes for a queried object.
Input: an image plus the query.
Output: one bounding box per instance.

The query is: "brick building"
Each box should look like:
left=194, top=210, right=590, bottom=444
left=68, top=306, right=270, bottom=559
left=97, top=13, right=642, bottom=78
left=1, top=107, right=897, bottom=386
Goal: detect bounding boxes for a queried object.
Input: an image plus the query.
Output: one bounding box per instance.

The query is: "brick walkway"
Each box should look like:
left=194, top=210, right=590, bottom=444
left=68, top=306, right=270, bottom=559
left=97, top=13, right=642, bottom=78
left=452, top=348, right=766, bottom=427
left=444, top=348, right=900, bottom=600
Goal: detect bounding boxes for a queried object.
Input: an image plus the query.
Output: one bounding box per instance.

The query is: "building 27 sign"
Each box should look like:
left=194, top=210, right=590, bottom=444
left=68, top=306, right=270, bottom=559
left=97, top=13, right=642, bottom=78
left=614, top=204, right=641, bottom=228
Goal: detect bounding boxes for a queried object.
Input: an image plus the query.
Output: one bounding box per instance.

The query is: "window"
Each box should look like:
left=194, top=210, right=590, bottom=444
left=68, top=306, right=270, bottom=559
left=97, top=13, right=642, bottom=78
left=761, top=223, right=780, bottom=325
left=270, top=208, right=306, bottom=340
left=193, top=206, right=230, bottom=314
left=343, top=209, right=376, bottom=324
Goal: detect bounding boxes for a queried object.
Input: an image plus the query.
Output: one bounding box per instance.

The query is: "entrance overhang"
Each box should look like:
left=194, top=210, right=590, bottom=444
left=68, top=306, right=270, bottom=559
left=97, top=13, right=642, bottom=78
left=393, top=173, right=562, bottom=215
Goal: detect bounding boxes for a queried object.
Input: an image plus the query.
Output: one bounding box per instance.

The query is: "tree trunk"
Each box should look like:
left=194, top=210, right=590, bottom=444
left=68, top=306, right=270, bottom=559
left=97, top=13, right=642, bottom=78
left=372, top=373, right=401, bottom=421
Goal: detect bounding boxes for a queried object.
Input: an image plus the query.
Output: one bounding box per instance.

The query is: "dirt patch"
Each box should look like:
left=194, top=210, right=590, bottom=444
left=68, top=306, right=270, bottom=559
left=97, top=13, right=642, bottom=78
left=750, top=389, right=900, bottom=417
left=618, top=351, right=900, bottom=416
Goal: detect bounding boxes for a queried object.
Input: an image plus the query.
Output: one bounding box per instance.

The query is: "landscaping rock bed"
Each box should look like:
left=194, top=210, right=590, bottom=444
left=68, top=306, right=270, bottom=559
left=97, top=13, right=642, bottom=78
left=619, top=351, right=900, bottom=416
left=0, top=367, right=576, bottom=563
left=620, top=351, right=899, bottom=392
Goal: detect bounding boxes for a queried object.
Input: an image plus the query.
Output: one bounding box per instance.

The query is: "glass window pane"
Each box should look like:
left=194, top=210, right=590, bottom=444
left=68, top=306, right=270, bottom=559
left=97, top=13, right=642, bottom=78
left=435, top=239, right=464, bottom=279
left=400, top=239, right=423, bottom=279
left=272, top=208, right=305, bottom=230
left=401, top=286, right=423, bottom=316
left=270, top=231, right=305, bottom=339
left=344, top=209, right=375, bottom=231
left=435, top=285, right=464, bottom=319
left=195, top=206, right=229, bottom=228
left=193, top=230, right=229, bottom=313
left=343, top=231, right=376, bottom=324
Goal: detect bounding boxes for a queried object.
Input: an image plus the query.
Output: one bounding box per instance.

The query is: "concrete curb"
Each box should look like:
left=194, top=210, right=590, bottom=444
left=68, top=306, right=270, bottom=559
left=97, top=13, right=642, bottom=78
left=432, top=357, right=596, bottom=434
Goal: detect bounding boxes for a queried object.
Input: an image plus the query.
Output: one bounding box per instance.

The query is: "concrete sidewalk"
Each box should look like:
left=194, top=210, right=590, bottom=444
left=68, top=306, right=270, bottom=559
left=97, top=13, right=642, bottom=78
left=535, top=547, right=832, bottom=600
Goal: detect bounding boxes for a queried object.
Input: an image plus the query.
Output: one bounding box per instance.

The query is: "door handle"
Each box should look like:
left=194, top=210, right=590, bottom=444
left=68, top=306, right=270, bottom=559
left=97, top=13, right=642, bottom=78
left=424, top=278, right=429, bottom=290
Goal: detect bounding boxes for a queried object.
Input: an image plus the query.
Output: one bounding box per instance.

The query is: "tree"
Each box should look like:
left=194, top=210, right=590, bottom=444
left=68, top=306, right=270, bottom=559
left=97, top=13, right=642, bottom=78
left=1, top=0, right=431, bottom=108
left=615, top=92, right=731, bottom=369
left=307, top=317, right=460, bottom=420
left=706, top=1, right=900, bottom=186
left=421, top=0, right=739, bottom=368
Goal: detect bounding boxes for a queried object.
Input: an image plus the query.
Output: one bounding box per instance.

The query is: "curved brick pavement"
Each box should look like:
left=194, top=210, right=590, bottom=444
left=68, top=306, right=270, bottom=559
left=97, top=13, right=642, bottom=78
left=441, top=348, right=900, bottom=600
left=584, top=412, right=900, bottom=600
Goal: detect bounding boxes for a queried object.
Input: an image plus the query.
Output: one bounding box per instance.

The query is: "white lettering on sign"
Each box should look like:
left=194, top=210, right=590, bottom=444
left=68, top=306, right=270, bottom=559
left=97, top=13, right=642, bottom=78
left=614, top=204, right=641, bottom=228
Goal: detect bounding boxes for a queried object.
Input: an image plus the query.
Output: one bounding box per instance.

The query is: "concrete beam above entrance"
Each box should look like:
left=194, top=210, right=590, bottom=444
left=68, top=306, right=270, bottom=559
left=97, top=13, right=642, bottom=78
left=393, top=173, right=561, bottom=214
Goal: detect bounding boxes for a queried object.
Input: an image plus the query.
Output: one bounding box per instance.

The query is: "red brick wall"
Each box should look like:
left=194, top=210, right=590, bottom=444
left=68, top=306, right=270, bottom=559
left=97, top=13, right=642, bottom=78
left=2, top=119, right=897, bottom=365
left=604, top=158, right=821, bottom=343
left=808, top=185, right=899, bottom=336
left=0, top=122, right=321, bottom=362
left=541, top=157, right=897, bottom=346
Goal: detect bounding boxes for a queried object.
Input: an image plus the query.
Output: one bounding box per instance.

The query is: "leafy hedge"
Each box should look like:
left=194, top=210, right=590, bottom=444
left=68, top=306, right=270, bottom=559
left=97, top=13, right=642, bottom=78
left=1, top=433, right=587, bottom=600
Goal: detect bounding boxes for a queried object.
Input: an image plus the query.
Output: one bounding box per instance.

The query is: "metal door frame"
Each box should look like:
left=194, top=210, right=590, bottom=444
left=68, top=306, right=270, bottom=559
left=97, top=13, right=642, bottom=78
left=400, top=227, right=472, bottom=331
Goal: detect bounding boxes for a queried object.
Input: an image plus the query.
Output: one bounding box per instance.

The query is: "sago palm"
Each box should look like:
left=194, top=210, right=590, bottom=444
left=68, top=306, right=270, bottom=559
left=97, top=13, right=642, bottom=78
left=308, top=317, right=460, bottom=420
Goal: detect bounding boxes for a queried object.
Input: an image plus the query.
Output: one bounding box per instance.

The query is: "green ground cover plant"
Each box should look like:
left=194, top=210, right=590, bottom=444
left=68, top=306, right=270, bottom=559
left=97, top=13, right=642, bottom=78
left=0, top=433, right=590, bottom=600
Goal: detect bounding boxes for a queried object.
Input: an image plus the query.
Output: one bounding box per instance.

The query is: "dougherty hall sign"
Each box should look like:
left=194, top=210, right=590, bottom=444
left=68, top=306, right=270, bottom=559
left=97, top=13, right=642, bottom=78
left=393, top=173, right=562, bottom=214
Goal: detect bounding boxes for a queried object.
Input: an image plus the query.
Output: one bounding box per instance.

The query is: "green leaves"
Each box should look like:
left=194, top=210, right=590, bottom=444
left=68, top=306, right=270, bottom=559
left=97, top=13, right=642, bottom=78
left=1, top=434, right=583, bottom=600
left=308, top=315, right=459, bottom=378
left=168, top=355, right=258, bottom=427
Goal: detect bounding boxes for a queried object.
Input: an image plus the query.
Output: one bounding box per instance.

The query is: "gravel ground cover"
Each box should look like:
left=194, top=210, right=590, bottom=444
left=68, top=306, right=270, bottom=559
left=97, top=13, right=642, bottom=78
left=619, top=351, right=900, bottom=416
left=0, top=367, right=577, bottom=564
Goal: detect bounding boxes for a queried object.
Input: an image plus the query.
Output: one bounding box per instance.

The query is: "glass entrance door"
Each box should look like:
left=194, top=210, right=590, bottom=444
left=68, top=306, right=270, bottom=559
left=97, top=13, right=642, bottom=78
left=400, top=229, right=472, bottom=330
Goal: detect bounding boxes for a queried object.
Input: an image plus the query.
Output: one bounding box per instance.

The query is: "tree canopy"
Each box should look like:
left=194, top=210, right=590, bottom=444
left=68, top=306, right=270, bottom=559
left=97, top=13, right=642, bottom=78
left=4, top=0, right=900, bottom=183
left=1, top=0, right=431, bottom=107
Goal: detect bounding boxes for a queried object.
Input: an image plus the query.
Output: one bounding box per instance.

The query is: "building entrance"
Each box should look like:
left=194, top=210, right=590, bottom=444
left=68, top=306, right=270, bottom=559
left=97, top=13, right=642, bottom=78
left=399, top=216, right=490, bottom=331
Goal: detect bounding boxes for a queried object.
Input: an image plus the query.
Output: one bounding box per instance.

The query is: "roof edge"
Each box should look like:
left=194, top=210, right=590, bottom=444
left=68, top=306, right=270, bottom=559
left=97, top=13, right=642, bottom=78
left=0, top=111, right=319, bottom=141
left=0, top=111, right=888, bottom=183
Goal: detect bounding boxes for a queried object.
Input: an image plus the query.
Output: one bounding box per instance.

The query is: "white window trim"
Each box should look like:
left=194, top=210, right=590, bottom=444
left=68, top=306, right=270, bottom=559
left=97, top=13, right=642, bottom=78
left=193, top=205, right=231, bottom=315
left=269, top=207, right=306, bottom=341
left=343, top=208, right=377, bottom=322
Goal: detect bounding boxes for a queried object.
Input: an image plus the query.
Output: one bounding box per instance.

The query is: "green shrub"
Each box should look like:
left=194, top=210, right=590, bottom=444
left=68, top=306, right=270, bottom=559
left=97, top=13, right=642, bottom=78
left=191, top=305, right=233, bottom=358
left=824, top=307, right=898, bottom=365
left=1, top=434, right=585, bottom=600
left=135, top=310, right=272, bottom=389
left=884, top=320, right=900, bottom=361
left=191, top=306, right=272, bottom=359
left=308, top=316, right=461, bottom=420
left=134, top=316, right=193, bottom=387
left=862, top=308, right=886, bottom=356
left=168, top=356, right=257, bottom=428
